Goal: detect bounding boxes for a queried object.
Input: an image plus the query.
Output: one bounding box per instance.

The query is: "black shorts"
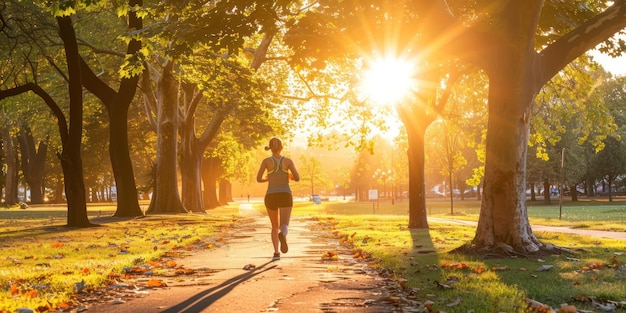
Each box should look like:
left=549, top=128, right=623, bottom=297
left=264, top=192, right=293, bottom=210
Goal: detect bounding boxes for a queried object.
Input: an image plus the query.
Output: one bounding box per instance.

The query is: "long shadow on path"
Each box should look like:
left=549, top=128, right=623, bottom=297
left=161, top=261, right=277, bottom=313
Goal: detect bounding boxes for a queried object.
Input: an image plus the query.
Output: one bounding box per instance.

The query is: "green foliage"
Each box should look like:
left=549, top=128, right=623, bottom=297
left=295, top=155, right=330, bottom=196
left=47, top=0, right=107, bottom=17
left=532, top=57, right=615, bottom=158
left=131, top=0, right=291, bottom=59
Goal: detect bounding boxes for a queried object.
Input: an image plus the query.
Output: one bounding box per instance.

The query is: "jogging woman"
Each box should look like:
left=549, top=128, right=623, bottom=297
left=256, top=137, right=300, bottom=260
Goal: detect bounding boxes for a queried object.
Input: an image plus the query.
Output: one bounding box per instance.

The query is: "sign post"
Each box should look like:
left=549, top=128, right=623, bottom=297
left=368, top=189, right=378, bottom=214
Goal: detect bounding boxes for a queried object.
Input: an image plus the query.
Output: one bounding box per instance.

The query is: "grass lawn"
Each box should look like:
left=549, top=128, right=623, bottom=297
left=0, top=202, right=241, bottom=313
left=1, top=198, right=625, bottom=312
left=284, top=199, right=626, bottom=312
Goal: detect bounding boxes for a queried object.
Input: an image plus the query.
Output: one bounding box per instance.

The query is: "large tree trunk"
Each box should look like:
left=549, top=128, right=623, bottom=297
left=2, top=126, right=19, bottom=205
left=17, top=125, right=47, bottom=204
left=201, top=157, right=220, bottom=210
left=79, top=0, right=144, bottom=217
left=473, top=60, right=542, bottom=254
left=57, top=15, right=92, bottom=227
left=109, top=104, right=143, bottom=217
left=147, top=62, right=186, bottom=214
left=405, top=119, right=429, bottom=229
left=218, top=179, right=232, bottom=205
left=180, top=141, right=204, bottom=213
left=398, top=86, right=438, bottom=229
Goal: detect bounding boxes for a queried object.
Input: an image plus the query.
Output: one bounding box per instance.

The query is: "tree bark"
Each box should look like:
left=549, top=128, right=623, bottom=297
left=2, top=126, right=19, bottom=205
left=17, top=124, right=47, bottom=204
left=180, top=141, right=204, bottom=213
left=178, top=83, right=227, bottom=213
left=57, top=15, right=92, bottom=227
left=146, top=61, right=186, bottom=214
left=219, top=179, right=233, bottom=205
left=543, top=177, right=552, bottom=205
left=79, top=0, right=144, bottom=217
left=569, top=184, right=579, bottom=201
left=54, top=180, right=64, bottom=204
left=201, top=157, right=220, bottom=210
left=473, top=74, right=542, bottom=253
left=402, top=110, right=430, bottom=229
left=396, top=65, right=448, bottom=228
left=109, top=103, right=143, bottom=216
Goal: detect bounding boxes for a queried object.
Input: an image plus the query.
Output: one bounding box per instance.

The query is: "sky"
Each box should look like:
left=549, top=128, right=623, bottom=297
left=589, top=49, right=626, bottom=77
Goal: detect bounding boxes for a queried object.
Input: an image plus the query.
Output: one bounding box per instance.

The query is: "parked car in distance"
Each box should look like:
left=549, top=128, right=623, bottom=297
left=426, top=186, right=445, bottom=198
left=564, top=187, right=585, bottom=196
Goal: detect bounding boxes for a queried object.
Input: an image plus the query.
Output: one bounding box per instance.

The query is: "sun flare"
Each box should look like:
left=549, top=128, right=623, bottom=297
left=361, top=56, right=418, bottom=105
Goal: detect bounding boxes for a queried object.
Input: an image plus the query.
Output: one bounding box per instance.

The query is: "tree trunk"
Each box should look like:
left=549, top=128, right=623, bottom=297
left=180, top=141, right=204, bottom=213
left=2, top=126, right=18, bottom=205
left=57, top=15, right=92, bottom=227
left=78, top=0, right=144, bottom=217
left=403, top=111, right=430, bottom=229
left=607, top=176, right=614, bottom=202
left=54, top=180, right=64, bottom=204
left=201, top=157, right=220, bottom=210
left=542, top=177, right=552, bottom=205
left=147, top=63, right=186, bottom=214
left=109, top=104, right=143, bottom=216
left=570, top=184, right=578, bottom=201
left=473, top=68, right=542, bottom=254
left=17, top=125, right=47, bottom=204
left=218, top=178, right=232, bottom=205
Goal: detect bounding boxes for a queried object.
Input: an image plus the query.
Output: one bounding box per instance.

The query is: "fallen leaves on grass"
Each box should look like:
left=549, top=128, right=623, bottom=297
left=146, top=279, right=167, bottom=287
left=321, top=251, right=338, bottom=261
left=525, top=298, right=555, bottom=312
left=351, top=248, right=371, bottom=260
left=441, top=263, right=467, bottom=270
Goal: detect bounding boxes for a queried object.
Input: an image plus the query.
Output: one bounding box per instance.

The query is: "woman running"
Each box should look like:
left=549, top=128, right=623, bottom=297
left=256, top=137, right=300, bottom=260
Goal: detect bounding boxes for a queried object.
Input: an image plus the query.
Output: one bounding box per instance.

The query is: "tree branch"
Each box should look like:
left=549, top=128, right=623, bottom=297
left=140, top=65, right=158, bottom=131
left=79, top=56, right=116, bottom=109
left=539, top=0, right=626, bottom=87
left=0, top=83, right=68, bottom=146
left=198, top=109, right=228, bottom=148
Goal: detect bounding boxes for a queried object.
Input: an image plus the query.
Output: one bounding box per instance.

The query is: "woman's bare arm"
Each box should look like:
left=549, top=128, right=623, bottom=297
left=256, top=159, right=268, bottom=182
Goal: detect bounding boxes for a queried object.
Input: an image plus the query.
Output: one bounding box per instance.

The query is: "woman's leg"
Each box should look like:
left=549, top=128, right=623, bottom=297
left=278, top=206, right=292, bottom=236
left=278, top=206, right=292, bottom=253
left=266, top=208, right=280, bottom=254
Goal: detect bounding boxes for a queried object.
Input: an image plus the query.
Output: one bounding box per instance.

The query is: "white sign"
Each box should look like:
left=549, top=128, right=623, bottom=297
left=368, top=189, right=378, bottom=200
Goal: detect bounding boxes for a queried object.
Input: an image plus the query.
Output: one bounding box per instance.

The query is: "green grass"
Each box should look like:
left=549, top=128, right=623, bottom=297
left=0, top=202, right=240, bottom=312
left=292, top=198, right=626, bottom=231
left=283, top=200, right=626, bottom=312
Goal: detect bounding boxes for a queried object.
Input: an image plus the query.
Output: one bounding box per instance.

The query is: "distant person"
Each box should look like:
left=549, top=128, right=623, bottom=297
left=256, top=137, right=300, bottom=261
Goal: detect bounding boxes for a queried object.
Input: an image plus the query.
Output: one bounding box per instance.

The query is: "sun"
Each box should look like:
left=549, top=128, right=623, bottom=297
left=360, top=56, right=418, bottom=105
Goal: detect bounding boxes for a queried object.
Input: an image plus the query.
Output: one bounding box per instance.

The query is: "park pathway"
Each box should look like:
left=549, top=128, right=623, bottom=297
left=85, top=204, right=399, bottom=313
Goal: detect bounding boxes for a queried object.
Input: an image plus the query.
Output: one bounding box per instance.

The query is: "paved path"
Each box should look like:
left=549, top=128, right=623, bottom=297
left=85, top=205, right=397, bottom=313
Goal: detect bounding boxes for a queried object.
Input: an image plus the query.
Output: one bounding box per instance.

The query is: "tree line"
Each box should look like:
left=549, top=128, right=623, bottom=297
left=1, top=1, right=625, bottom=257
